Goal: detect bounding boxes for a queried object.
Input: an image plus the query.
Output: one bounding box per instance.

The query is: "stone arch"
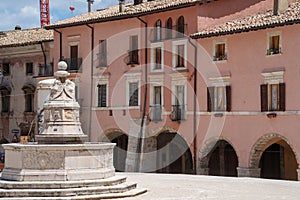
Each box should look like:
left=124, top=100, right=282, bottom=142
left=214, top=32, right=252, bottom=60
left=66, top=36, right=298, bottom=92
left=100, top=128, right=127, bottom=142
left=249, top=133, right=299, bottom=169
left=198, top=137, right=239, bottom=176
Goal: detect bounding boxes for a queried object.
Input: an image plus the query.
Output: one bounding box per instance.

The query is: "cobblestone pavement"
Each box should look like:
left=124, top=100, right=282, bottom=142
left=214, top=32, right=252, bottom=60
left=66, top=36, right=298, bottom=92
left=115, top=173, right=300, bottom=200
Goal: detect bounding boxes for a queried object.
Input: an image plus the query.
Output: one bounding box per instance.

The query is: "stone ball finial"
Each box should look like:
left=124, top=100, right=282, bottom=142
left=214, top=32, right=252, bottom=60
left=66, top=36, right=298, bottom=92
left=58, top=61, right=68, bottom=71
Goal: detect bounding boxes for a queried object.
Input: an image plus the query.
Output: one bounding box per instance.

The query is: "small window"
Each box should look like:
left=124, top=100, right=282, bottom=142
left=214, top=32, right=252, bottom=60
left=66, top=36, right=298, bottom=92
left=154, top=47, right=162, bottom=70
left=177, top=16, right=185, bottom=38
left=26, top=63, right=34, bottom=75
left=2, top=63, right=10, bottom=76
left=267, top=34, right=281, bottom=55
left=1, top=90, right=10, bottom=113
left=23, top=89, right=34, bottom=112
left=98, top=40, right=107, bottom=67
left=176, top=44, right=185, bottom=68
left=128, top=35, right=139, bottom=65
left=129, top=82, right=139, bottom=107
left=166, top=18, right=173, bottom=39
left=207, top=86, right=231, bottom=112
left=155, top=20, right=162, bottom=41
left=97, top=84, right=107, bottom=107
left=261, top=83, right=285, bottom=112
left=214, top=43, right=227, bottom=61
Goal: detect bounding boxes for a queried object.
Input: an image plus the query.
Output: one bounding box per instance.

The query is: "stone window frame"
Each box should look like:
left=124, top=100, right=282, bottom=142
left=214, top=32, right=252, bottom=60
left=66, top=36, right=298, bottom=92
left=213, top=39, right=227, bottom=62
left=172, top=39, right=188, bottom=70
left=150, top=42, right=164, bottom=72
left=266, top=30, right=282, bottom=56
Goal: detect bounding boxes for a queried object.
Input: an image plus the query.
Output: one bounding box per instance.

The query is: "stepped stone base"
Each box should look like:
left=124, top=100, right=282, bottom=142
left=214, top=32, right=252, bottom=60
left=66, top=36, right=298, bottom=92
left=237, top=167, right=261, bottom=178
left=0, top=175, right=147, bottom=199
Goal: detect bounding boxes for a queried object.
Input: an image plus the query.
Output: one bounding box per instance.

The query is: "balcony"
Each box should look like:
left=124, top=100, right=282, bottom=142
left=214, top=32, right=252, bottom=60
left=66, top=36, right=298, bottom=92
left=170, top=105, right=185, bottom=121
left=150, top=105, right=162, bottom=122
left=126, top=50, right=139, bottom=65
left=38, top=64, right=53, bottom=77
left=64, top=58, right=82, bottom=73
left=213, top=53, right=227, bottom=62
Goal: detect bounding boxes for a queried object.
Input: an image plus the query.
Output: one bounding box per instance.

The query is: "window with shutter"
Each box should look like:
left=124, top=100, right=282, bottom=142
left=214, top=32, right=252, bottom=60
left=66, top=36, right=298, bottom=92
left=261, top=84, right=268, bottom=112
left=98, top=40, right=107, bottom=67
left=279, top=83, right=285, bottom=111
left=97, top=84, right=107, bottom=107
left=129, top=35, right=139, bottom=64
left=155, top=47, right=162, bottom=69
left=207, top=87, right=214, bottom=112
left=207, top=86, right=230, bottom=112
left=176, top=45, right=185, bottom=68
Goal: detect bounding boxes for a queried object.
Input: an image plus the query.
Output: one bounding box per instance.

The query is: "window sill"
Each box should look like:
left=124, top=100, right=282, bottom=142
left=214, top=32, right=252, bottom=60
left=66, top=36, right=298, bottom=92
left=213, top=59, right=227, bottom=64
left=266, top=53, right=282, bottom=57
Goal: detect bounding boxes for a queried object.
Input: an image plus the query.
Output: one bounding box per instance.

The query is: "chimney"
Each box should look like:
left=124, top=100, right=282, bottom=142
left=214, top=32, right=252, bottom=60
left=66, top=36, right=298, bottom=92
left=119, top=0, right=125, bottom=12
left=273, top=0, right=289, bottom=15
left=87, top=0, right=94, bottom=12
left=15, top=25, right=21, bottom=30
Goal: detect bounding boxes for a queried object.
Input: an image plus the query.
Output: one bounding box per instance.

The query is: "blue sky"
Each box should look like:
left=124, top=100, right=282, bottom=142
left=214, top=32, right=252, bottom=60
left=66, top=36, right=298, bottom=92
left=0, top=0, right=121, bottom=31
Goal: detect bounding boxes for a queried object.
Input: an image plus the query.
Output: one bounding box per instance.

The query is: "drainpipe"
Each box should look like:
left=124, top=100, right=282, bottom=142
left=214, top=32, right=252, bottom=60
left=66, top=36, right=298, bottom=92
left=54, top=29, right=63, bottom=60
left=188, top=37, right=198, bottom=175
left=86, top=24, right=95, bottom=141
left=40, top=42, right=47, bottom=71
left=136, top=16, right=148, bottom=172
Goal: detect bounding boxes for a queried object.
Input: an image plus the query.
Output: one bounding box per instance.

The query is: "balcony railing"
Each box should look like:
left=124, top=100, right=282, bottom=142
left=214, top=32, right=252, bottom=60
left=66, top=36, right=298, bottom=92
left=170, top=105, right=185, bottom=121
left=38, top=64, right=53, bottom=77
left=266, top=47, right=282, bottom=55
left=150, top=105, right=162, bottom=121
left=126, top=50, right=139, bottom=65
left=64, top=58, right=82, bottom=73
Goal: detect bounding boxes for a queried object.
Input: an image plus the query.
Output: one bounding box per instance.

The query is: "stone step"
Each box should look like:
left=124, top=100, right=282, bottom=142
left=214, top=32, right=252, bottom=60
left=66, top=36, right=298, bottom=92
left=0, top=175, right=127, bottom=189
left=0, top=182, right=138, bottom=198
left=0, top=188, right=147, bottom=200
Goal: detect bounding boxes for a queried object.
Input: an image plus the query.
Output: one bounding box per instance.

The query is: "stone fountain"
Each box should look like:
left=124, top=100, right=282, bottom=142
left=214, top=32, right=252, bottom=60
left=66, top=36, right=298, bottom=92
left=0, top=61, right=146, bottom=199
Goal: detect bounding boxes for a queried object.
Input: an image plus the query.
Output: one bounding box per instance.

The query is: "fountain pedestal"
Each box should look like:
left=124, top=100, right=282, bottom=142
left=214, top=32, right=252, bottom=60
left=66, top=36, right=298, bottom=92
left=0, top=61, right=146, bottom=199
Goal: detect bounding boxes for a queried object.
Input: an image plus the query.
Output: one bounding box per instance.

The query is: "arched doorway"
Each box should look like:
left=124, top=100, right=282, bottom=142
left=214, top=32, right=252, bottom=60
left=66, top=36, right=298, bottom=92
left=105, top=131, right=128, bottom=172
left=156, top=132, right=193, bottom=174
left=200, top=140, right=238, bottom=177
left=259, top=140, right=298, bottom=180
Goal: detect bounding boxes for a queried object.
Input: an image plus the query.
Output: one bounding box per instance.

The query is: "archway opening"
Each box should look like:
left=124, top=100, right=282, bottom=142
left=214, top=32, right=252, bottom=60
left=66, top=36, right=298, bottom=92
left=207, top=140, right=238, bottom=177
left=108, top=133, right=128, bottom=172
left=156, top=132, right=193, bottom=174
left=259, top=140, right=298, bottom=180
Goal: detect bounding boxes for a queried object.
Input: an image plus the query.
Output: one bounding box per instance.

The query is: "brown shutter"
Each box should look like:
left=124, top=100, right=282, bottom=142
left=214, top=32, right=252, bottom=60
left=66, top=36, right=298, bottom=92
left=261, top=84, right=268, bottom=112
left=226, top=85, right=231, bottom=112
left=207, top=87, right=214, bottom=112
left=279, top=83, right=285, bottom=111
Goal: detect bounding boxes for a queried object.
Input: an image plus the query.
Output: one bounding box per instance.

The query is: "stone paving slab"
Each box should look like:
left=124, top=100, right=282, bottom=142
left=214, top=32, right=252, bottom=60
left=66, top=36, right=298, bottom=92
left=115, top=173, right=300, bottom=200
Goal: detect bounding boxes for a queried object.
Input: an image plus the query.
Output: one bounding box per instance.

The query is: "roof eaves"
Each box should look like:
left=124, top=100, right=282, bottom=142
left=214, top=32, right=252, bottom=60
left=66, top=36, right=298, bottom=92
left=45, top=1, right=197, bottom=30
left=190, top=19, right=300, bottom=39
left=0, top=39, right=54, bottom=49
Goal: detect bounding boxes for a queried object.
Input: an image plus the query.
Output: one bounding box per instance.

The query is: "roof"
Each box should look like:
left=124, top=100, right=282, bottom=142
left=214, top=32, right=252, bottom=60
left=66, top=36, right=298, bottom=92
left=46, top=0, right=198, bottom=29
left=0, top=28, right=53, bottom=48
left=191, top=1, right=300, bottom=38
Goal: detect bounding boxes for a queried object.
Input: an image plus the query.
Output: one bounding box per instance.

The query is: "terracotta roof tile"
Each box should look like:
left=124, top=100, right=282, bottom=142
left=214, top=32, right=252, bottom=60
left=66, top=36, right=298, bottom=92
left=191, top=1, right=300, bottom=38
left=0, top=28, right=53, bottom=48
left=46, top=0, right=198, bottom=29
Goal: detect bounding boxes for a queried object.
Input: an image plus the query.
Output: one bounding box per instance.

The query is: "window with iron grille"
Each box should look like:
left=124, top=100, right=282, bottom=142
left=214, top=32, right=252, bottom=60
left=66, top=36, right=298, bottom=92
left=97, top=84, right=107, bottom=107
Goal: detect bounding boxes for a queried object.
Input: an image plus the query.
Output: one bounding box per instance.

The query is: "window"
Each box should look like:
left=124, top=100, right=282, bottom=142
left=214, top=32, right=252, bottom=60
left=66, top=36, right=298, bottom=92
left=2, top=63, right=10, bottom=76
left=151, top=42, right=164, bottom=71
left=207, top=86, right=231, bottom=112
left=172, top=40, right=187, bottom=69
left=166, top=18, right=173, bottom=39
left=267, top=32, right=281, bottom=55
left=66, top=44, right=82, bottom=72
left=97, top=84, right=107, bottom=107
left=26, top=62, right=33, bottom=75
left=98, top=40, right=107, bottom=67
left=155, top=20, right=162, bottom=41
left=176, top=45, right=185, bottom=68
left=1, top=90, right=10, bottom=113
left=261, top=83, right=285, bottom=112
left=129, top=82, right=139, bottom=107
left=171, top=85, right=185, bottom=121
left=177, top=16, right=185, bottom=38
left=24, top=91, right=34, bottom=112
left=151, top=86, right=162, bottom=121
left=214, top=42, right=227, bottom=61
left=128, top=35, right=139, bottom=65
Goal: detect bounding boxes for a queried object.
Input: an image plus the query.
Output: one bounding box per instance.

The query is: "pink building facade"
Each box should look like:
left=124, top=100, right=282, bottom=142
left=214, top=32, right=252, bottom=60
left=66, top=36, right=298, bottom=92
left=46, top=0, right=300, bottom=180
